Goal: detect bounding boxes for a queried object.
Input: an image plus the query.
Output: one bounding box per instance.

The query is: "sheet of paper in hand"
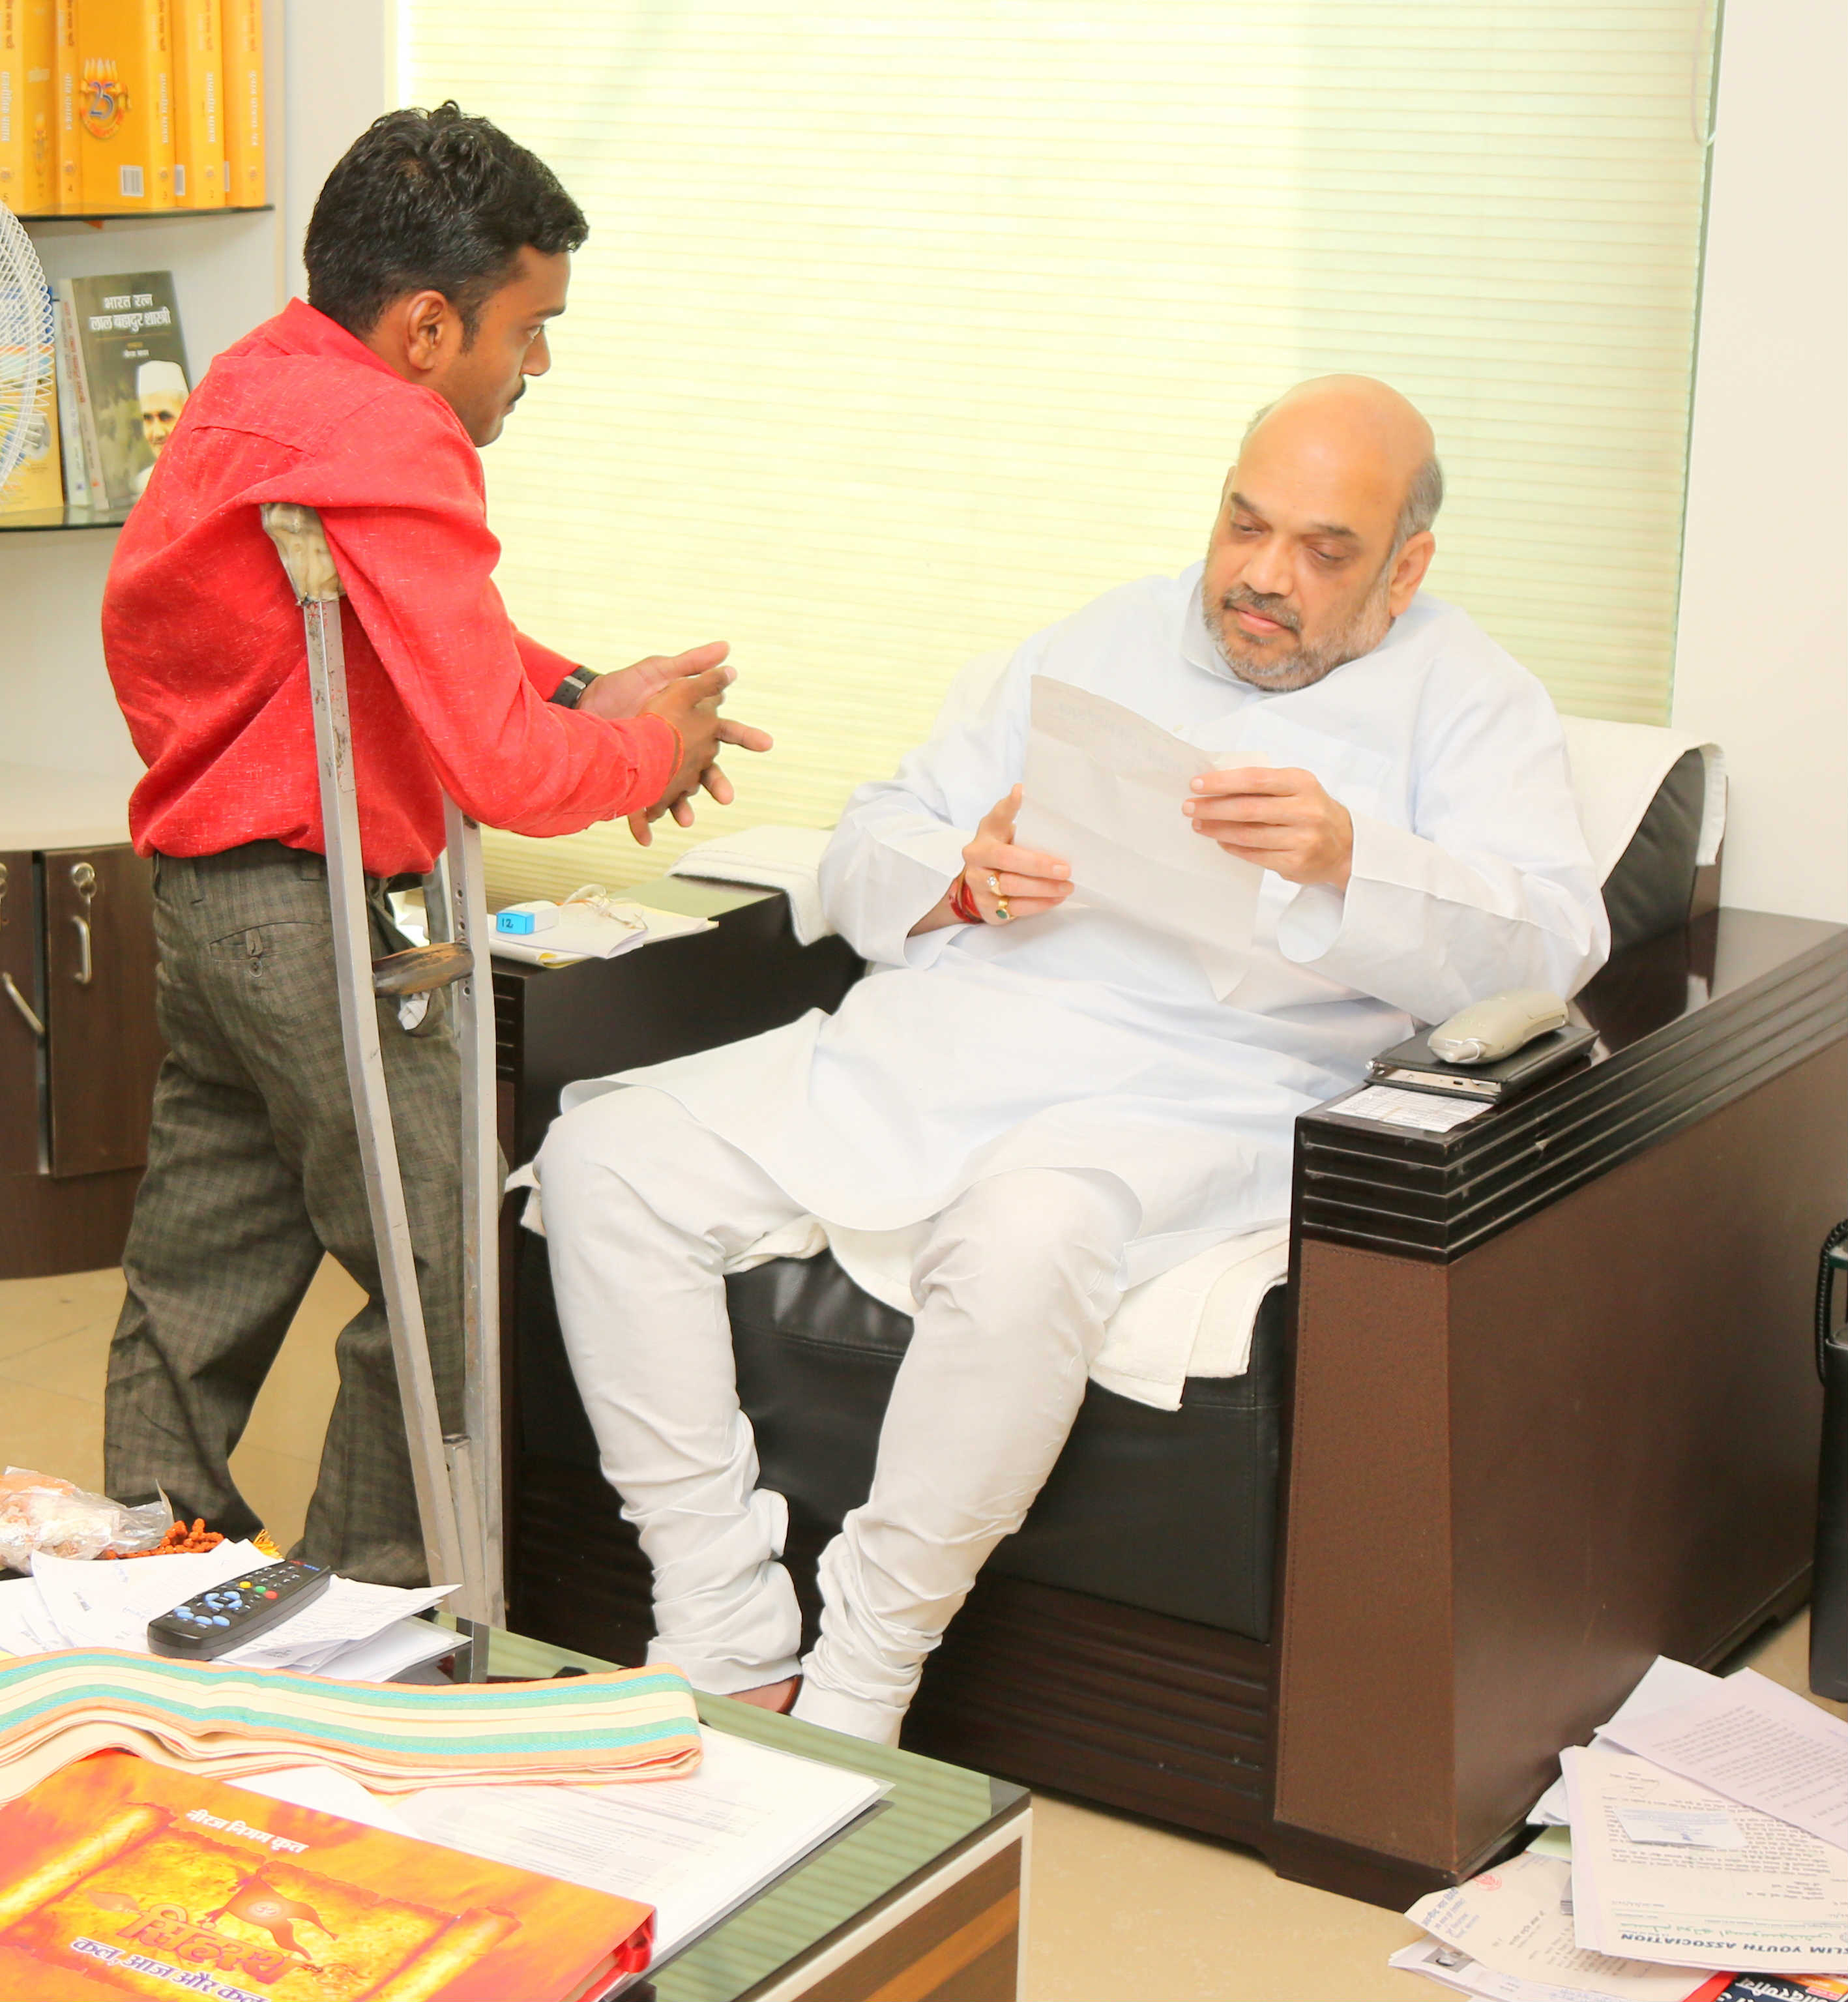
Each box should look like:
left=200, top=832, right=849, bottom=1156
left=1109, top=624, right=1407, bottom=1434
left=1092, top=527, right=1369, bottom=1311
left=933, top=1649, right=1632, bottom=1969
left=1014, top=676, right=1265, bottom=997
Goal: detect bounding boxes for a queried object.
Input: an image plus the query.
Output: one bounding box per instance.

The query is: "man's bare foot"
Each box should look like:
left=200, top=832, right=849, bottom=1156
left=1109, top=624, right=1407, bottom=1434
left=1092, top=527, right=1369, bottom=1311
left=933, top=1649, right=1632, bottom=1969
left=727, top=1675, right=801, bottom=1715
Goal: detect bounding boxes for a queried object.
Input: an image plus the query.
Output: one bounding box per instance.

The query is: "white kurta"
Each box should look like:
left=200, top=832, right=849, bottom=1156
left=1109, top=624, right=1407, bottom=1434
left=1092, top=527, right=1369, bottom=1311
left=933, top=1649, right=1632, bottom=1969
left=611, top=564, right=1610, bottom=1289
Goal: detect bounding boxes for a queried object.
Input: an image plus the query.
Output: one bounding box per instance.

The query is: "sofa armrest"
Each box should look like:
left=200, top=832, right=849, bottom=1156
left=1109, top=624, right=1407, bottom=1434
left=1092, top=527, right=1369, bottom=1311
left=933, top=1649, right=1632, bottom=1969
left=1271, top=907, right=1848, bottom=1886
left=491, top=880, right=864, bottom=1165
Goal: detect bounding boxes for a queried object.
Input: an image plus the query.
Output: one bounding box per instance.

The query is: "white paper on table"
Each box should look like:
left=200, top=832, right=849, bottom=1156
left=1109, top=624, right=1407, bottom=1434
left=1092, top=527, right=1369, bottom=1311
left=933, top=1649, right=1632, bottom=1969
left=0, top=1575, right=58, bottom=1657
left=1564, top=1744, right=1848, bottom=1973
left=1531, top=1657, right=1723, bottom=1825
left=307, top=1617, right=459, bottom=1683
left=220, top=1578, right=455, bottom=1671
left=1014, top=676, right=1265, bottom=998
left=228, top=1763, right=418, bottom=1837
left=490, top=903, right=714, bottom=967
left=29, top=1542, right=268, bottom=1649
left=1406, top=1850, right=1718, bottom=2001
left=1387, top=1933, right=1704, bottom=2002
left=1600, top=1668, right=1848, bottom=1856
left=1332, top=1084, right=1492, bottom=1133
left=396, top=1728, right=887, bottom=1963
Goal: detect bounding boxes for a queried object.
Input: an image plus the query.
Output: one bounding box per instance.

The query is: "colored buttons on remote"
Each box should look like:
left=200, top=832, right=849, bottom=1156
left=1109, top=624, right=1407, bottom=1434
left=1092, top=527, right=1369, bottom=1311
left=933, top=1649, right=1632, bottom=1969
left=147, top=1559, right=332, bottom=1660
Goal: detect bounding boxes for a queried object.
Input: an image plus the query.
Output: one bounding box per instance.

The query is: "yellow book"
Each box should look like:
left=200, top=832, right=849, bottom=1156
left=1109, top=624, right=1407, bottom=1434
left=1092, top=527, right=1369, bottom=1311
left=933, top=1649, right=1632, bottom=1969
left=221, top=0, right=257, bottom=207
left=171, top=0, right=222, bottom=207
left=0, top=329, right=63, bottom=518
left=0, top=0, right=57, bottom=214
left=75, top=0, right=176, bottom=213
left=51, top=0, right=74, bottom=209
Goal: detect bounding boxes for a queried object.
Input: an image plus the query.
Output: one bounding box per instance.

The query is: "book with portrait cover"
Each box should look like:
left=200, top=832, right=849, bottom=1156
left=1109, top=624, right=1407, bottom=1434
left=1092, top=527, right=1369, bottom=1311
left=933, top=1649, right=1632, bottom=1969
left=57, top=268, right=189, bottom=507
left=74, top=0, right=175, bottom=213
left=0, top=1750, right=654, bottom=2001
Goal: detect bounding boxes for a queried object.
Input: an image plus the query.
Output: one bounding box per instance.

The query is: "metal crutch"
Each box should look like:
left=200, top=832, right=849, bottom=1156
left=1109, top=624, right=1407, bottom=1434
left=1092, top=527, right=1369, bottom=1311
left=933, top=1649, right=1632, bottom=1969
left=260, top=502, right=505, bottom=1674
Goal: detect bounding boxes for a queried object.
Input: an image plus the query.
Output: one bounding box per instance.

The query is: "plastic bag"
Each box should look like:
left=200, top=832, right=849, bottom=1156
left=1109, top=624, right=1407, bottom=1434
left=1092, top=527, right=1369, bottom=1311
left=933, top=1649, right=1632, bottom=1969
left=0, top=1468, right=173, bottom=1572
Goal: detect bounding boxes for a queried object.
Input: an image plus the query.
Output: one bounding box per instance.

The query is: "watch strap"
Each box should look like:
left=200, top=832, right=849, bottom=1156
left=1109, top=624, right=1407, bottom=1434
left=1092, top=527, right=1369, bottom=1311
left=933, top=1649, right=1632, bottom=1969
left=550, top=665, right=598, bottom=709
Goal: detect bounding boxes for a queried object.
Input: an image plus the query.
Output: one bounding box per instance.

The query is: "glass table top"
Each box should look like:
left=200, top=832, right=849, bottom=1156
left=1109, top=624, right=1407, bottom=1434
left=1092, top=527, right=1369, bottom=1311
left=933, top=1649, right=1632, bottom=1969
left=445, top=1621, right=1027, bottom=2002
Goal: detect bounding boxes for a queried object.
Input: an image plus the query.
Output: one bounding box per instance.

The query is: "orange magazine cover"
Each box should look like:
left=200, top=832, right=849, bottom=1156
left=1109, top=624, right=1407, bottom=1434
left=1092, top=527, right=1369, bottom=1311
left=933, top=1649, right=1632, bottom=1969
left=0, top=1752, right=654, bottom=2002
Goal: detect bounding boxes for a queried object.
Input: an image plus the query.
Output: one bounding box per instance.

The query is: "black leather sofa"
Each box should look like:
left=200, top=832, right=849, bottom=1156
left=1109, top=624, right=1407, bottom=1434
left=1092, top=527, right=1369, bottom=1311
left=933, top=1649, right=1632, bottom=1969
left=493, top=746, right=1848, bottom=1907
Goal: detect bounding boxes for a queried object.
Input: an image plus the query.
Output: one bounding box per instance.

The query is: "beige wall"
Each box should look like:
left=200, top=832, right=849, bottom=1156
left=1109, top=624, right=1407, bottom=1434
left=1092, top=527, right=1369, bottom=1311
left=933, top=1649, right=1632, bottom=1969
left=1671, top=0, right=1848, bottom=922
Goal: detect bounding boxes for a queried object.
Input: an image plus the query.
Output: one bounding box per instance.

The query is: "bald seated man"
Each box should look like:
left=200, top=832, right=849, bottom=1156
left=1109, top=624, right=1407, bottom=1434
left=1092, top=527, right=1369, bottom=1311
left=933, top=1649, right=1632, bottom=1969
left=533, top=376, right=1611, bottom=1743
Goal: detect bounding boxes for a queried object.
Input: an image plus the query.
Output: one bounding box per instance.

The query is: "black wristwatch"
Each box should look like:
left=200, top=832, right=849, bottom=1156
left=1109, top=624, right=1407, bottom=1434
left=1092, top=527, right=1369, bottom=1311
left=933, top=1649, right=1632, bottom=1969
left=550, top=666, right=598, bottom=709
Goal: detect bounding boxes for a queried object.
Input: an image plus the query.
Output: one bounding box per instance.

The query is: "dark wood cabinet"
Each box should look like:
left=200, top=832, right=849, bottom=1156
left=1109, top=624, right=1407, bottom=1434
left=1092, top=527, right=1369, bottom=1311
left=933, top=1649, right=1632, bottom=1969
left=0, top=851, right=42, bottom=1179
left=41, top=847, right=162, bottom=1178
left=0, top=841, right=162, bottom=1278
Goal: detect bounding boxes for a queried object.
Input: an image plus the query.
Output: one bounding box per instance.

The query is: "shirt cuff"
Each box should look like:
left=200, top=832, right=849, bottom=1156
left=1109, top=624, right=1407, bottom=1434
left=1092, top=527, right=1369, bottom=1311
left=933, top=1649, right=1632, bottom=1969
left=1274, top=812, right=1435, bottom=969
left=513, top=630, right=579, bottom=699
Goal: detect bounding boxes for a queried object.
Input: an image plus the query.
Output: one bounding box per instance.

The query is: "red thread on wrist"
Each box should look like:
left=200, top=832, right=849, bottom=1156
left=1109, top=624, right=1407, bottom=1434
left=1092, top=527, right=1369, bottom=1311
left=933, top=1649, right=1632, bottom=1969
left=948, top=874, right=982, bottom=924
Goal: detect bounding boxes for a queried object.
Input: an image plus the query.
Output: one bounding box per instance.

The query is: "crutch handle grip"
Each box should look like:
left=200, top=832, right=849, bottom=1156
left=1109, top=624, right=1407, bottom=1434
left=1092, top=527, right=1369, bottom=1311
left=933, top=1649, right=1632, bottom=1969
left=261, top=501, right=345, bottom=604
left=372, top=942, right=476, bottom=997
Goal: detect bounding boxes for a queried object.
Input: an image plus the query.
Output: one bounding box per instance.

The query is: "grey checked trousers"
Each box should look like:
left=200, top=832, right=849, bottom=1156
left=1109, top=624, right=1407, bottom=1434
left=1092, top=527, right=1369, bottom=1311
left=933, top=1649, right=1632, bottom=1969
left=104, top=841, right=465, bottom=1585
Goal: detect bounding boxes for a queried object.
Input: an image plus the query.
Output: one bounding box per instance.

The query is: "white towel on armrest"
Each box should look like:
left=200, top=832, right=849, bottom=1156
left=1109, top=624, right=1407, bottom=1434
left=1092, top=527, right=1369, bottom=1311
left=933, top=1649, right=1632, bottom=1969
left=668, top=825, right=836, bottom=944
left=1559, top=716, right=1725, bottom=879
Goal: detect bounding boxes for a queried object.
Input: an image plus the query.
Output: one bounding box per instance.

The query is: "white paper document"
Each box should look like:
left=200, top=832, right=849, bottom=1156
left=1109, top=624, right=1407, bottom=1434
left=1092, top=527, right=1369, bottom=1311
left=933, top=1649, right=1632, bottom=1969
left=0, top=1573, right=64, bottom=1657
left=227, top=1763, right=418, bottom=1838
left=397, top=1728, right=887, bottom=1962
left=490, top=902, right=713, bottom=967
left=1601, top=1668, right=1848, bottom=1857
left=1564, top=1744, right=1848, bottom=1973
left=1388, top=1932, right=1713, bottom=2002
left=1531, top=1657, right=1724, bottom=1825
left=30, top=1541, right=269, bottom=1650
left=220, top=1578, right=454, bottom=1671
left=1405, top=1849, right=1718, bottom=2001
left=1014, top=676, right=1264, bottom=996
left=303, top=1617, right=459, bottom=1683
left=1332, top=1083, right=1491, bottom=1133
left=20, top=1547, right=452, bottom=1677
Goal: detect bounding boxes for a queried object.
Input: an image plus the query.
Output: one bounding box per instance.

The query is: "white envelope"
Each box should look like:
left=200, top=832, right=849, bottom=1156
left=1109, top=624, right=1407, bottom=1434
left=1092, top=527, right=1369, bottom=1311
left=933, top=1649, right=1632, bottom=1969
left=1014, top=676, right=1265, bottom=997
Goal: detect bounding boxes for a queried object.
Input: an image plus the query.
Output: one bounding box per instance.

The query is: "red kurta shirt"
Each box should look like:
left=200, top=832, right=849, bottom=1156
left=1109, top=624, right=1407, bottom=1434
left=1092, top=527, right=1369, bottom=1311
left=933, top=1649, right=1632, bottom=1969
left=104, top=299, right=679, bottom=877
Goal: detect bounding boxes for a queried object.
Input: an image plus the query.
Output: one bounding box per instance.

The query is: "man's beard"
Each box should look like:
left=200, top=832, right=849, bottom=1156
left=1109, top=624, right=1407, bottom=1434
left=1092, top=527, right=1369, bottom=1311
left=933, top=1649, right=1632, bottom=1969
left=1203, top=559, right=1396, bottom=692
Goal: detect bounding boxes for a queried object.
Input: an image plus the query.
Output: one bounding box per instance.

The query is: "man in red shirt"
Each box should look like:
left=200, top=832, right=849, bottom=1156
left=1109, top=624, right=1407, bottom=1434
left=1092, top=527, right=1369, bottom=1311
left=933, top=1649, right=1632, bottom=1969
left=101, top=103, right=768, bottom=1583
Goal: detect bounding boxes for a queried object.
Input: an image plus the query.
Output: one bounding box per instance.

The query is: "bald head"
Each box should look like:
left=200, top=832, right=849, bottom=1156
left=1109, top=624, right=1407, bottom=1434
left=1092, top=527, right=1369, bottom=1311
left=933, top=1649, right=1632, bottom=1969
left=1201, top=375, right=1443, bottom=692
left=1242, top=376, right=1443, bottom=550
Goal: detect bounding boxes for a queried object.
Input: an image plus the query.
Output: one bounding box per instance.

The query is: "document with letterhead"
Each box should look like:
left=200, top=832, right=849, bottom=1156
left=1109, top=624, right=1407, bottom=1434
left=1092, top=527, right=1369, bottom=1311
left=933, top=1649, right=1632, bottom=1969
left=1563, top=1744, right=1848, bottom=1973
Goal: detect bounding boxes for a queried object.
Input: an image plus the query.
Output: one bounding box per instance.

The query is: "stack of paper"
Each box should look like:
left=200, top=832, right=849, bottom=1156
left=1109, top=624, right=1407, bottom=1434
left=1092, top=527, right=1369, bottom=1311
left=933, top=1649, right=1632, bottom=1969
left=1394, top=1661, right=1848, bottom=2001
left=489, top=900, right=713, bottom=967
left=0, top=1542, right=456, bottom=1681
left=231, top=1728, right=888, bottom=1968
left=1394, top=1849, right=1722, bottom=2002
left=0, top=1648, right=701, bottom=1802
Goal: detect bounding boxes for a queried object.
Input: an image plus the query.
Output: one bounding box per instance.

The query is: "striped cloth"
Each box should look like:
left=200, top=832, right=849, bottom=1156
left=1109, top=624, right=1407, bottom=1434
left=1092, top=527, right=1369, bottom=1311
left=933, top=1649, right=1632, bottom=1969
left=0, top=1650, right=701, bottom=1803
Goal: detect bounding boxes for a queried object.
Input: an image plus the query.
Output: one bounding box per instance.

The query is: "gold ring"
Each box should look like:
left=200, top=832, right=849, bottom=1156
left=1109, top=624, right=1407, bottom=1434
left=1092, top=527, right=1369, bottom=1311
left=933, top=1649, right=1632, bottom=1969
left=986, top=874, right=1002, bottom=896
left=993, top=896, right=1012, bottom=922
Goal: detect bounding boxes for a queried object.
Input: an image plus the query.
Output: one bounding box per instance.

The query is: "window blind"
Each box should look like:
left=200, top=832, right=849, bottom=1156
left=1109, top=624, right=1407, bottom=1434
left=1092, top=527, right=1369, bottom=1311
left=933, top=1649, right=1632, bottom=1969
left=402, top=1, right=1720, bottom=904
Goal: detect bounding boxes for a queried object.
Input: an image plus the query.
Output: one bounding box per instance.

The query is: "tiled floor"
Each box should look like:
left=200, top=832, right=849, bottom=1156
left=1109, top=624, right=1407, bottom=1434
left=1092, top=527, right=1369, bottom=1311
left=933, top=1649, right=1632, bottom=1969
left=0, top=1262, right=1838, bottom=2001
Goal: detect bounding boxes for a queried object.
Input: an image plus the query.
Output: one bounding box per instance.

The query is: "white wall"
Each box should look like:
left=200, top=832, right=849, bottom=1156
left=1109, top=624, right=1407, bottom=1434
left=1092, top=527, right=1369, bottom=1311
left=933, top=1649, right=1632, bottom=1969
left=284, top=0, right=391, bottom=304
left=1670, top=0, right=1848, bottom=922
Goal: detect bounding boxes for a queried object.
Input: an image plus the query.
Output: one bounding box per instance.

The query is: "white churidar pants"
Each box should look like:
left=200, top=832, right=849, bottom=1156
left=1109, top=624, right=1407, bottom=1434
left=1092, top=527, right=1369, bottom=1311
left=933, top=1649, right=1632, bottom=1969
left=536, top=1085, right=1138, bottom=1744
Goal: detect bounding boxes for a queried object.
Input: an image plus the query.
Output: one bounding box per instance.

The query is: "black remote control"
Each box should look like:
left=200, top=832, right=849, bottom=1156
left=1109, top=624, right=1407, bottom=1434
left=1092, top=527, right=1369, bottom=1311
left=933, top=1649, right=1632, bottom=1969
left=147, top=1560, right=333, bottom=1660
